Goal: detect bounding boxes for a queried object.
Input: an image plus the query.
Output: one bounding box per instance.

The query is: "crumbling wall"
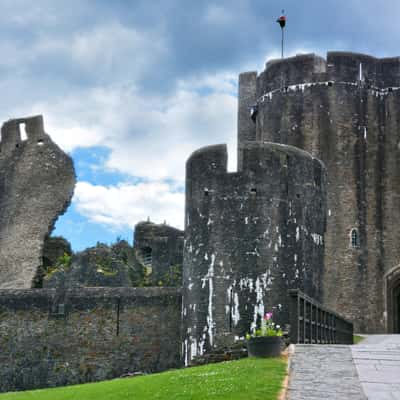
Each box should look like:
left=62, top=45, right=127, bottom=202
left=42, top=241, right=137, bottom=288
left=238, top=51, right=400, bottom=332
left=0, top=115, right=76, bottom=289
left=0, top=287, right=182, bottom=393
left=183, top=142, right=326, bottom=364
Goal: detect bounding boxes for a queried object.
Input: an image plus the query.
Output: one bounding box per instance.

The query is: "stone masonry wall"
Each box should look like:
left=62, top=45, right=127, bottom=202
left=0, top=287, right=182, bottom=393
left=134, top=221, right=184, bottom=285
left=0, top=115, right=76, bottom=289
left=237, top=71, right=257, bottom=169
left=238, top=51, right=400, bottom=332
left=183, top=142, right=326, bottom=364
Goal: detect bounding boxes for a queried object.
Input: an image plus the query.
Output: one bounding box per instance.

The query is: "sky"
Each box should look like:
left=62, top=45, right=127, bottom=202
left=2, top=0, right=400, bottom=251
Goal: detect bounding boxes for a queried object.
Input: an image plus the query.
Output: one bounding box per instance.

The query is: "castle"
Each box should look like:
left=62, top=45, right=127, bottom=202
left=238, top=52, right=400, bottom=334
left=0, top=51, right=399, bottom=392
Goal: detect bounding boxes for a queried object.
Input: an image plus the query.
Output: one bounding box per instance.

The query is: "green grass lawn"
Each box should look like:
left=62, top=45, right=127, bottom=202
left=353, top=335, right=365, bottom=345
left=0, top=357, right=287, bottom=400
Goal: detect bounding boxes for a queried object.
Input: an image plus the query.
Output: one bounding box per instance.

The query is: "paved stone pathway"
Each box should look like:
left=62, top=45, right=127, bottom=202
left=286, top=336, right=400, bottom=400
left=352, top=335, right=400, bottom=400
left=286, top=344, right=366, bottom=399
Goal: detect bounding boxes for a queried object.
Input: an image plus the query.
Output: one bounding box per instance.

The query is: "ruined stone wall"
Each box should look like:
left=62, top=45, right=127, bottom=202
left=0, top=287, right=182, bottom=393
left=134, top=221, right=184, bottom=286
left=43, top=241, right=139, bottom=288
left=0, top=116, right=75, bottom=289
left=238, top=52, right=400, bottom=332
left=183, top=142, right=326, bottom=364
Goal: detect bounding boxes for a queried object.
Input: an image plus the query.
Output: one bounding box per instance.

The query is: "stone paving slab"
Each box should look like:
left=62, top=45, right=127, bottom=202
left=286, top=345, right=366, bottom=400
left=352, top=335, right=400, bottom=400
left=286, top=336, right=400, bottom=400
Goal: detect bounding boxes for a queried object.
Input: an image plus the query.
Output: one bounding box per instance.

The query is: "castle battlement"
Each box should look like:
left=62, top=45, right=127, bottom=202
left=260, top=53, right=327, bottom=94
left=255, top=52, right=400, bottom=97
left=187, top=142, right=325, bottom=213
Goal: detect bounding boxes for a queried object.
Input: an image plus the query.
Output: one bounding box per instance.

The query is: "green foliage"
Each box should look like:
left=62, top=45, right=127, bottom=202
left=0, top=358, right=287, bottom=400
left=246, top=312, right=283, bottom=339
left=353, top=335, right=365, bottom=344
left=160, top=264, right=182, bottom=287
left=57, top=253, right=72, bottom=269
left=44, top=252, right=72, bottom=278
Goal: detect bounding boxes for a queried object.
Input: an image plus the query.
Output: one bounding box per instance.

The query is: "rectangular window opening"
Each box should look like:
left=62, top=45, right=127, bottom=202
left=20, top=123, right=28, bottom=141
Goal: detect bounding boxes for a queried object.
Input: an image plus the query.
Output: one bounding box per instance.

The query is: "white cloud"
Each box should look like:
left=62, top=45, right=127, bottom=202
left=25, top=71, right=238, bottom=232
left=29, top=72, right=238, bottom=182
left=32, top=22, right=167, bottom=82
left=178, top=71, right=237, bottom=94
left=74, top=181, right=185, bottom=230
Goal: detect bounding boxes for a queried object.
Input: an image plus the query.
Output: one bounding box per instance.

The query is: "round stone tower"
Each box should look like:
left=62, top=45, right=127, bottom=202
left=239, top=52, right=400, bottom=333
left=182, top=142, right=326, bottom=364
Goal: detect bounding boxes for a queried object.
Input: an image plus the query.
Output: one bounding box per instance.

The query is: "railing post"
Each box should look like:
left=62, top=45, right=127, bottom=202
left=288, top=289, right=299, bottom=343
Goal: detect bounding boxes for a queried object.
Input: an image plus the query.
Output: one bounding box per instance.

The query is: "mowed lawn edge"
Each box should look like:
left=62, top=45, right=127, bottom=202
left=0, top=357, right=288, bottom=400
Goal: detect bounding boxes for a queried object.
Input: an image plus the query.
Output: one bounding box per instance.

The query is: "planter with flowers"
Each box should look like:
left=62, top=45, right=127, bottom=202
left=246, top=312, right=283, bottom=358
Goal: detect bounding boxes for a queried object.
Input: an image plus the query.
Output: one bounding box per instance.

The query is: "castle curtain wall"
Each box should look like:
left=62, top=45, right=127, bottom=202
left=0, top=287, right=182, bottom=393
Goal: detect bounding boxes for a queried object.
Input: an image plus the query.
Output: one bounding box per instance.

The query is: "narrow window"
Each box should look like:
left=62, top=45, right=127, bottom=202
left=351, top=228, right=359, bottom=248
left=20, top=123, right=28, bottom=141
left=141, top=247, right=152, bottom=266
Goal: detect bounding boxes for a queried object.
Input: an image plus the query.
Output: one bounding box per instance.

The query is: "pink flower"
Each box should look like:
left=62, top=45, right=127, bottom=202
left=264, top=312, right=273, bottom=320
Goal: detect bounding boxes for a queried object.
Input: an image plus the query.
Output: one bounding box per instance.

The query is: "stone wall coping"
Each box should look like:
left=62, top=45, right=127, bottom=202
left=0, top=286, right=182, bottom=300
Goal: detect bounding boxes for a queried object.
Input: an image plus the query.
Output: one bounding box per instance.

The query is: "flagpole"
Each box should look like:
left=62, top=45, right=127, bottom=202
left=277, top=10, right=286, bottom=59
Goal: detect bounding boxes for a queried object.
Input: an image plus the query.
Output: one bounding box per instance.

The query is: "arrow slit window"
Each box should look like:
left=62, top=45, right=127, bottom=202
left=350, top=228, right=359, bottom=248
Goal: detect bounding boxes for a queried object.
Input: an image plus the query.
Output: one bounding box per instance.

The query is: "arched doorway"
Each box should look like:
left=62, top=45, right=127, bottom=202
left=385, top=266, right=400, bottom=333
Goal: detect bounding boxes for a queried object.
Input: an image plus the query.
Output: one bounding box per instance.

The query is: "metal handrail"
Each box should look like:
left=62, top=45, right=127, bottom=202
left=288, top=289, right=354, bottom=344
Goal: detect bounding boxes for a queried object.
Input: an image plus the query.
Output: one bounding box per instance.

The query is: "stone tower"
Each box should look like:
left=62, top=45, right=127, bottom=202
left=239, top=52, right=400, bottom=333
left=0, top=115, right=76, bottom=289
left=182, top=142, right=326, bottom=364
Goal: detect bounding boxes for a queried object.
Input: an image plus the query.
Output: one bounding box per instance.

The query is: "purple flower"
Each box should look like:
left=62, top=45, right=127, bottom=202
left=264, top=312, right=273, bottom=320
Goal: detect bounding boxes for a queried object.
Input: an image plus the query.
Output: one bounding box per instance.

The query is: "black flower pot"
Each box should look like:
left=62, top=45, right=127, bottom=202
left=247, top=336, right=282, bottom=358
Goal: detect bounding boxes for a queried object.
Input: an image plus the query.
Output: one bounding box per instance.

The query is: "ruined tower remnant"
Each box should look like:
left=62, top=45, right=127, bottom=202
left=0, top=115, right=76, bottom=289
left=239, top=52, right=400, bottom=332
left=183, top=142, right=326, bottom=364
left=134, top=221, right=184, bottom=285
